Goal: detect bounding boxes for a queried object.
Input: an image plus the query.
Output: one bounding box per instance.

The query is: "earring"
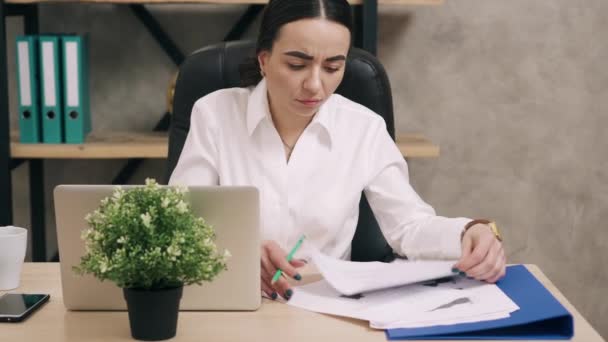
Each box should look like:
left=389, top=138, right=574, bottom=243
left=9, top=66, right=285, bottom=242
left=260, top=69, right=266, bottom=77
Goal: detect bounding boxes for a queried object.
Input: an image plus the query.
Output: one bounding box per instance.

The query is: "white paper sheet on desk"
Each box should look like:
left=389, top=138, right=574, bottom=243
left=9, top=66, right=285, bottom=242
left=288, top=276, right=519, bottom=330
left=289, top=251, right=520, bottom=329
left=372, top=312, right=510, bottom=329
left=310, top=249, right=458, bottom=296
left=288, top=278, right=465, bottom=323
left=369, top=276, right=519, bottom=329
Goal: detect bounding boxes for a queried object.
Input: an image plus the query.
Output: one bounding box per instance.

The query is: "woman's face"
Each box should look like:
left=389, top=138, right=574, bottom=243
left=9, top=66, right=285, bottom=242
left=258, top=18, right=351, bottom=119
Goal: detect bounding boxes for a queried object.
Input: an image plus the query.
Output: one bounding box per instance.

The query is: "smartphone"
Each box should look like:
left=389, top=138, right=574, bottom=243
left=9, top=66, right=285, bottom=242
left=0, top=293, right=50, bottom=322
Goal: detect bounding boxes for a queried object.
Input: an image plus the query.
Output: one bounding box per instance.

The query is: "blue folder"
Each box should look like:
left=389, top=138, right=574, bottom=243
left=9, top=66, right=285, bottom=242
left=386, top=265, right=573, bottom=340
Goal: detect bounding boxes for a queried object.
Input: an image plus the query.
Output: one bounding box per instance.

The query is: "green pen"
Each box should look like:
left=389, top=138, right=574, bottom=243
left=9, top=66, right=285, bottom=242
left=271, top=235, right=306, bottom=284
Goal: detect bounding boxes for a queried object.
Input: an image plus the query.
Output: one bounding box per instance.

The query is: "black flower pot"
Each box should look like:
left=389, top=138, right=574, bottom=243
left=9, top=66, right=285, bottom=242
left=123, top=286, right=183, bottom=341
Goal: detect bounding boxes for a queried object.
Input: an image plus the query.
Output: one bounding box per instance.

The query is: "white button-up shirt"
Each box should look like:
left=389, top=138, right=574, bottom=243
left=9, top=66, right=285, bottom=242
left=169, top=79, right=471, bottom=261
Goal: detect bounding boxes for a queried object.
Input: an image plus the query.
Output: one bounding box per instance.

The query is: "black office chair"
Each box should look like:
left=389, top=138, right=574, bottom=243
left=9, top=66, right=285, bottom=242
left=166, top=40, right=396, bottom=263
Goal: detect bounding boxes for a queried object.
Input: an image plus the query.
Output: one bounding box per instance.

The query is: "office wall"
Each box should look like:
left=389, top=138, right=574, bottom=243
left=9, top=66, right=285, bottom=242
left=381, top=1, right=608, bottom=337
left=6, top=0, right=607, bottom=338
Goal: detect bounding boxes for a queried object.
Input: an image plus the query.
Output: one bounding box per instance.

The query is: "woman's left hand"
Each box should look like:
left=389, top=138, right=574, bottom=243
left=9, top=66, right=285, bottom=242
left=453, top=223, right=506, bottom=283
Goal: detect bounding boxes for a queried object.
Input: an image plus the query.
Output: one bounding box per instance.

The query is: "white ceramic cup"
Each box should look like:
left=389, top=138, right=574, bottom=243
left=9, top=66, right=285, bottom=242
left=0, top=226, right=28, bottom=290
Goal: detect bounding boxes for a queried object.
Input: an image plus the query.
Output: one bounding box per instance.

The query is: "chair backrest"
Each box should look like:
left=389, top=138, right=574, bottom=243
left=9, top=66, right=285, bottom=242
left=166, top=40, right=395, bottom=262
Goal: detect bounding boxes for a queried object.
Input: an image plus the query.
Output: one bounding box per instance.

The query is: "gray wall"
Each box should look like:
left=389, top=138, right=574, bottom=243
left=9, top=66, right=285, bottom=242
left=5, top=0, right=607, bottom=338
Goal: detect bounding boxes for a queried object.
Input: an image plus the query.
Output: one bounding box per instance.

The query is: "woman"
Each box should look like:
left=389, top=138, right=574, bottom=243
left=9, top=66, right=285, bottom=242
left=169, top=0, right=506, bottom=301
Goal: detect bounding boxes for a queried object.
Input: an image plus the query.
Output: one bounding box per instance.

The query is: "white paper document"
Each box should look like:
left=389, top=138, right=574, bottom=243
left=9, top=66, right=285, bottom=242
left=311, top=250, right=458, bottom=295
left=289, top=278, right=465, bottom=323
left=369, top=276, right=518, bottom=329
left=287, top=250, right=519, bottom=330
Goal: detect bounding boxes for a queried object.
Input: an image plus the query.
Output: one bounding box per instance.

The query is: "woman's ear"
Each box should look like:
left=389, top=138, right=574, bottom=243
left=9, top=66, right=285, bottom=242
left=257, top=51, right=270, bottom=77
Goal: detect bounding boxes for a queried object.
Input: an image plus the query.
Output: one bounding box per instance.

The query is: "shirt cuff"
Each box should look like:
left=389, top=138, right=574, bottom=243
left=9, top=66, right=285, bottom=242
left=441, top=217, right=472, bottom=260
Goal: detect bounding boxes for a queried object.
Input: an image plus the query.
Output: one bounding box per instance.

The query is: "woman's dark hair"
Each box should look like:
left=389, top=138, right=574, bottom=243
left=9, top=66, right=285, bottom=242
left=240, top=0, right=353, bottom=87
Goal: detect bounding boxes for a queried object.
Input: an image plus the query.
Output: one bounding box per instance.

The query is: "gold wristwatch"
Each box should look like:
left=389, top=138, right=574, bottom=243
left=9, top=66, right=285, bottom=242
left=463, top=219, right=502, bottom=242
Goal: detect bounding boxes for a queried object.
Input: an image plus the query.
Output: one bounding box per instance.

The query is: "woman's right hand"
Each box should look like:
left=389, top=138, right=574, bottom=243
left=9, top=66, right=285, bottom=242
left=261, top=240, right=306, bottom=300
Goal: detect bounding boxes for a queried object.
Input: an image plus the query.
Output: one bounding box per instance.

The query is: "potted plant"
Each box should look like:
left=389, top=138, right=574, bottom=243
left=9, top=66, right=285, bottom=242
left=74, top=178, right=229, bottom=341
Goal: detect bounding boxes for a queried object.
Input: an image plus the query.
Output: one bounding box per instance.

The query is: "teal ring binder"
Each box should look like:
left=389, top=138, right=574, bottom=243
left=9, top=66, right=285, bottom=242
left=16, top=35, right=42, bottom=143
left=39, top=35, right=64, bottom=144
left=62, top=34, right=91, bottom=144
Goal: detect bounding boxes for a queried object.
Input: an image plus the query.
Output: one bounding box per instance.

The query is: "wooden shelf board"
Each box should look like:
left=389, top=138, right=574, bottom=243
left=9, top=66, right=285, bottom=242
left=5, top=0, right=442, bottom=5
left=11, top=131, right=438, bottom=159
left=396, top=133, right=440, bottom=158
left=10, top=131, right=168, bottom=159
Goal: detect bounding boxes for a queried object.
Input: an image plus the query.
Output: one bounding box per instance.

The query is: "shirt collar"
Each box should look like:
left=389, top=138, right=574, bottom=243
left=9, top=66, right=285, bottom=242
left=246, top=78, right=334, bottom=146
left=246, top=79, right=271, bottom=136
left=310, top=95, right=334, bottom=145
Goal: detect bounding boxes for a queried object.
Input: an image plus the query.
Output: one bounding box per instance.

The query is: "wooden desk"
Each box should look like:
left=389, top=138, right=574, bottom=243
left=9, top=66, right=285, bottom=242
left=1, top=263, right=604, bottom=342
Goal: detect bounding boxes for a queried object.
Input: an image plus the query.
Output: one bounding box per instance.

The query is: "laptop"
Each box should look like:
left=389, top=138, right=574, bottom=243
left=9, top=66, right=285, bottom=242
left=53, top=185, right=261, bottom=311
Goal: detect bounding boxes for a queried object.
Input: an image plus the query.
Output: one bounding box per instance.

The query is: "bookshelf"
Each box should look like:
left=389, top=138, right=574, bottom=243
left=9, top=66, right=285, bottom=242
left=1, top=0, right=442, bottom=262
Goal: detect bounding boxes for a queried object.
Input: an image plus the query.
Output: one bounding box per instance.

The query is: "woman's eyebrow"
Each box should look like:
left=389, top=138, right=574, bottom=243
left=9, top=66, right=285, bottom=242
left=326, top=55, right=346, bottom=62
left=284, top=51, right=346, bottom=62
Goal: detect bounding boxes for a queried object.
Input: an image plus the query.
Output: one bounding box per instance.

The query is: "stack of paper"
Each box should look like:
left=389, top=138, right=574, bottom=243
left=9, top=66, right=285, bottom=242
left=311, top=250, right=458, bottom=295
left=287, top=249, right=519, bottom=330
